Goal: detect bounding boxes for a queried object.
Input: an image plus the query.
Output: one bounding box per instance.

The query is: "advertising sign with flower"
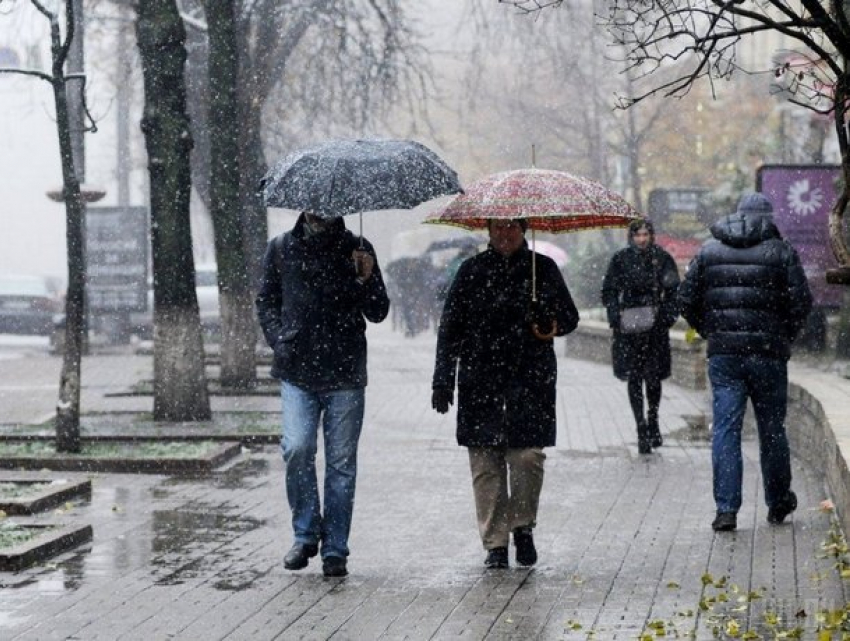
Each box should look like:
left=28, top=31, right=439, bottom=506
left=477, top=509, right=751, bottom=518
left=756, top=164, right=843, bottom=308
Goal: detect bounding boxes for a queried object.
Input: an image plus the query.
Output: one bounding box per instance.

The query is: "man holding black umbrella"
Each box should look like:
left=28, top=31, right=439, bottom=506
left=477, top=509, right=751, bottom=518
left=256, top=211, right=389, bottom=577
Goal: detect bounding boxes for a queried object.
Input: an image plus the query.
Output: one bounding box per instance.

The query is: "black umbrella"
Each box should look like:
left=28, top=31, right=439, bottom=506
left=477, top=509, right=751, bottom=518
left=259, top=139, right=462, bottom=220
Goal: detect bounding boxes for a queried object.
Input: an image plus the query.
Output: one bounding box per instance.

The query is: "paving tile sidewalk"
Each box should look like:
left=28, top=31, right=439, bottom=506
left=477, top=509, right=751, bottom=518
left=0, top=322, right=847, bottom=640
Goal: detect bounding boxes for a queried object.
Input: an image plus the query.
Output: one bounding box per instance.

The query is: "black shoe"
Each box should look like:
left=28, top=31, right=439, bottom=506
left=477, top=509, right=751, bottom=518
left=283, top=542, right=318, bottom=570
left=648, top=420, right=663, bottom=448
left=712, top=512, right=737, bottom=531
left=484, top=547, right=509, bottom=569
left=637, top=420, right=652, bottom=454
left=767, top=491, right=798, bottom=525
left=513, top=527, right=537, bottom=566
left=322, top=556, right=348, bottom=577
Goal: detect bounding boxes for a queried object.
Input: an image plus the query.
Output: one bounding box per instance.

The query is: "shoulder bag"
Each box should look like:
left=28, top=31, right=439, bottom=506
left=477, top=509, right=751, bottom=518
left=619, top=253, right=660, bottom=334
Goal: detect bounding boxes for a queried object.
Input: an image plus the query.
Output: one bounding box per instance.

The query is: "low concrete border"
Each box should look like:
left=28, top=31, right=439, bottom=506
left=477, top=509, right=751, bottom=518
left=0, top=477, right=92, bottom=515
left=785, top=369, right=850, bottom=537
left=0, top=523, right=93, bottom=571
left=0, top=441, right=242, bottom=474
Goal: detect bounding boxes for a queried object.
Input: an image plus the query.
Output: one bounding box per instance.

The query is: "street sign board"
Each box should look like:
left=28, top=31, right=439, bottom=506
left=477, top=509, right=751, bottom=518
left=85, top=206, right=148, bottom=313
left=647, top=188, right=711, bottom=237
left=756, top=165, right=843, bottom=309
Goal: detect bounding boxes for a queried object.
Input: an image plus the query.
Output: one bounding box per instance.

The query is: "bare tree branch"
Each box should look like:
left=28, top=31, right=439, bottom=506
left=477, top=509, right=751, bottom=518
left=0, top=66, right=53, bottom=82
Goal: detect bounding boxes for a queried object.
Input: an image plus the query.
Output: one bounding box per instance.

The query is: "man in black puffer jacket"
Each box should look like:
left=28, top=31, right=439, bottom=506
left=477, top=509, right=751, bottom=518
left=256, top=212, right=389, bottom=577
left=679, top=193, right=812, bottom=532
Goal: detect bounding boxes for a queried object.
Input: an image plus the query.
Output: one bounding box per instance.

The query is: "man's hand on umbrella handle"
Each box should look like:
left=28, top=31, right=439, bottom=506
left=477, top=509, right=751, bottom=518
left=531, top=319, right=558, bottom=341
left=353, top=250, right=374, bottom=282
left=431, top=387, right=453, bottom=414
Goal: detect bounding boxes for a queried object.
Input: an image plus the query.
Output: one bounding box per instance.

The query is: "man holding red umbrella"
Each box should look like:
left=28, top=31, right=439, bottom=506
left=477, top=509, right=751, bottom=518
left=431, top=218, right=579, bottom=569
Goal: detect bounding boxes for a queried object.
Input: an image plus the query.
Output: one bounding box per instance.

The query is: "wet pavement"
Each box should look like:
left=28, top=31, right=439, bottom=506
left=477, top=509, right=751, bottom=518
left=0, top=323, right=847, bottom=640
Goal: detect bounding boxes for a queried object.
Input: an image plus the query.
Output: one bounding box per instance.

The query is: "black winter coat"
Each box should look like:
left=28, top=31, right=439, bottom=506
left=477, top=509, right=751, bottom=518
left=678, top=211, right=812, bottom=360
left=255, top=214, right=390, bottom=390
left=601, top=244, right=680, bottom=381
left=432, top=243, right=579, bottom=448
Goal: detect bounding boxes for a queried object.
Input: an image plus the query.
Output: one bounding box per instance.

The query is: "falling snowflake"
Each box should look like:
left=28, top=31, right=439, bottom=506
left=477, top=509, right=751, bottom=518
left=786, top=179, right=823, bottom=216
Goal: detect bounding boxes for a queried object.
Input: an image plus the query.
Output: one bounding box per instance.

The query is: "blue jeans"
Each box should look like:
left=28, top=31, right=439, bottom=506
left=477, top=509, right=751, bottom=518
left=280, top=382, right=365, bottom=559
left=708, top=355, right=792, bottom=514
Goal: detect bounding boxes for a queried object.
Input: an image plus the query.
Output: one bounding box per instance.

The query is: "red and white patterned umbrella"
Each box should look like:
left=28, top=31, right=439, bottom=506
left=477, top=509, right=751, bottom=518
left=424, top=167, right=640, bottom=232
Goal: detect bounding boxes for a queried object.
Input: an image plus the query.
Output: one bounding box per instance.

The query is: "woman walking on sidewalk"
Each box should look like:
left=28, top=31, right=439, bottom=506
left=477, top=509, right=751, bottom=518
left=431, top=219, right=579, bottom=569
left=602, top=219, right=680, bottom=454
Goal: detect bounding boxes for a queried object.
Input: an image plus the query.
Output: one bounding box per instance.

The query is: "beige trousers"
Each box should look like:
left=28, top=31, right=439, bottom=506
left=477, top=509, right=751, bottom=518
left=467, top=446, right=546, bottom=550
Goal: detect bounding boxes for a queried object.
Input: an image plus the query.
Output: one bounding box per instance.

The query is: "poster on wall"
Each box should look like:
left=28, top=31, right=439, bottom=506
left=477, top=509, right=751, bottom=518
left=756, top=165, right=843, bottom=309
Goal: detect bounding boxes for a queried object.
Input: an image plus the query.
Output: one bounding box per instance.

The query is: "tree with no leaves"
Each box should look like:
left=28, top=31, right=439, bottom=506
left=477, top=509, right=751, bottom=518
left=0, top=0, right=96, bottom=452
left=136, top=0, right=211, bottom=421
left=500, top=0, right=850, bottom=277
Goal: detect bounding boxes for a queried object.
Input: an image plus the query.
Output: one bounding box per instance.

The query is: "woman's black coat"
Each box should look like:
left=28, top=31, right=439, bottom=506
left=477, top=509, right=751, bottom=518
left=432, top=243, right=579, bottom=448
left=601, top=244, right=680, bottom=381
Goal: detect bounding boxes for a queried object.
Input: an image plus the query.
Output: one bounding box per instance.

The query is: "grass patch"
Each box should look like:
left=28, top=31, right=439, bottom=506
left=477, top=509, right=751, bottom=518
left=0, top=440, right=222, bottom=459
left=0, top=482, right=49, bottom=499
left=0, top=522, right=53, bottom=549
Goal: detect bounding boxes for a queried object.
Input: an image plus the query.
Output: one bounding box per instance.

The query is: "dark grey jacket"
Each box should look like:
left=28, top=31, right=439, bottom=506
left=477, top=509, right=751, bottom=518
left=678, top=211, right=812, bottom=360
left=255, top=214, right=389, bottom=390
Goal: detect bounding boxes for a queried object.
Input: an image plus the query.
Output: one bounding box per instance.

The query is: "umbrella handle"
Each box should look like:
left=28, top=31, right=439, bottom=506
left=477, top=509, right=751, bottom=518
left=531, top=319, right=557, bottom=341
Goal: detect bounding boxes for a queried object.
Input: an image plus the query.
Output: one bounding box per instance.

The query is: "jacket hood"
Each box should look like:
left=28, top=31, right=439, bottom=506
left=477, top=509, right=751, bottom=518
left=710, top=211, right=781, bottom=248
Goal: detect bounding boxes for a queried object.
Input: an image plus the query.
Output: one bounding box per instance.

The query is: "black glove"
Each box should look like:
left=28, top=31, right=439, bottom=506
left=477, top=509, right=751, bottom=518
left=431, top=387, right=453, bottom=414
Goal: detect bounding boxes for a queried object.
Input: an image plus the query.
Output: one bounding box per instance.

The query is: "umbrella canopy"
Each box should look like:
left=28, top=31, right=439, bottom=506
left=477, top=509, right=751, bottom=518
left=259, top=139, right=462, bottom=218
left=424, top=167, right=639, bottom=232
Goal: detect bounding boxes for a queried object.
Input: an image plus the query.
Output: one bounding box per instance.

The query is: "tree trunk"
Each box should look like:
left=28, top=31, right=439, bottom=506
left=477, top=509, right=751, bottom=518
left=205, top=0, right=256, bottom=388
left=48, top=11, right=85, bottom=453
left=136, top=0, right=211, bottom=421
left=238, top=104, right=268, bottom=289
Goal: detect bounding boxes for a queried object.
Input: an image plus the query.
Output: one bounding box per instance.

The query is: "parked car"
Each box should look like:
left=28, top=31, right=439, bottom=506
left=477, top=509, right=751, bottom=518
left=129, top=264, right=221, bottom=340
left=0, top=274, right=63, bottom=335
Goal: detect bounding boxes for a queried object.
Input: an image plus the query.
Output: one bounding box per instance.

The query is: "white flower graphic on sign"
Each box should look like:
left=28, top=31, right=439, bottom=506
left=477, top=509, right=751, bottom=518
left=786, top=179, right=823, bottom=217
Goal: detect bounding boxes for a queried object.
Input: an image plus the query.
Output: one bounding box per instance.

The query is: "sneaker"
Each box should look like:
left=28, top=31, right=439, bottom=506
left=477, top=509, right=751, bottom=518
left=513, top=527, right=537, bottom=566
left=767, top=491, right=798, bottom=525
left=484, top=547, right=509, bottom=569
left=712, top=512, right=737, bottom=531
left=284, top=542, right=318, bottom=570
left=322, top=556, right=348, bottom=577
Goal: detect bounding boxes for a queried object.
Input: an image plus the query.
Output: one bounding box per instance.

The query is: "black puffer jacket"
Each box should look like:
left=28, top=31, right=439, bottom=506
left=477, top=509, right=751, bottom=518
left=255, top=214, right=390, bottom=390
left=432, top=243, right=579, bottom=448
left=678, top=211, right=812, bottom=360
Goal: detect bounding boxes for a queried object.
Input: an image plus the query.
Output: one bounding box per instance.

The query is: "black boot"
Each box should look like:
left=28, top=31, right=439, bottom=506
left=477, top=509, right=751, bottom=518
left=647, top=411, right=663, bottom=448
left=637, top=420, right=652, bottom=454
